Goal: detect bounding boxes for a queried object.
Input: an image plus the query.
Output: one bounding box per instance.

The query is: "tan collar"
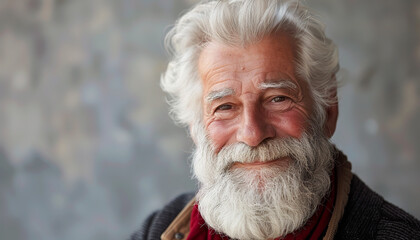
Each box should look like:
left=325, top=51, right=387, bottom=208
left=161, top=197, right=196, bottom=240
left=161, top=153, right=353, bottom=240
left=323, top=152, right=353, bottom=240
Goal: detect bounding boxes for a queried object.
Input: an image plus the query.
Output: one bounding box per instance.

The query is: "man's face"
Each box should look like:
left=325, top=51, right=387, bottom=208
left=199, top=32, right=315, bottom=167
left=193, top=32, right=337, bottom=239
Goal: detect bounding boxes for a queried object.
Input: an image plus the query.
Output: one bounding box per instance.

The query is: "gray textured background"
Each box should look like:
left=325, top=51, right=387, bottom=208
left=0, top=0, right=419, bottom=239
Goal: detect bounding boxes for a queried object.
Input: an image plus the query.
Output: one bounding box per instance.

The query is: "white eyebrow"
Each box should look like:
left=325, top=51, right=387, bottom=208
left=259, top=80, right=297, bottom=90
left=206, top=88, right=235, bottom=103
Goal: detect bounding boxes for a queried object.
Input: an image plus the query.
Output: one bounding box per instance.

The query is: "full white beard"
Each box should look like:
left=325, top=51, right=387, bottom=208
left=192, top=124, right=335, bottom=240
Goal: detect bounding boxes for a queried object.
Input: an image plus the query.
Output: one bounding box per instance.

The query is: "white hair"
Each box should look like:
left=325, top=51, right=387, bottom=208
left=161, top=0, right=339, bottom=132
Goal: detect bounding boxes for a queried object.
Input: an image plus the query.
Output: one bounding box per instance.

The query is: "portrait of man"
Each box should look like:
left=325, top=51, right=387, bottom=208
left=132, top=0, right=420, bottom=239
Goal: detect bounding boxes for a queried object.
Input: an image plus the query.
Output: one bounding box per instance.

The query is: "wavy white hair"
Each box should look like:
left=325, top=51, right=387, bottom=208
left=161, top=0, right=339, bottom=134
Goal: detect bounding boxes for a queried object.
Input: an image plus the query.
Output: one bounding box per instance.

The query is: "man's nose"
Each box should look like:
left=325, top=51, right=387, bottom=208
left=236, top=106, right=275, bottom=147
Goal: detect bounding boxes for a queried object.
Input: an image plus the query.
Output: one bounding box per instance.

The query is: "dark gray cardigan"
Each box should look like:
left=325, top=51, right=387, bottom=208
left=132, top=175, right=420, bottom=240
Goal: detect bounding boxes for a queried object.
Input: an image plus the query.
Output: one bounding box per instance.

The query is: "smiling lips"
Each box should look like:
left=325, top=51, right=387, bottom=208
left=231, top=157, right=291, bottom=170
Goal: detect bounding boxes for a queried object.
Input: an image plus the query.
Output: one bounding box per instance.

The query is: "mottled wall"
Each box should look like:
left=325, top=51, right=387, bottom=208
left=0, top=0, right=419, bottom=239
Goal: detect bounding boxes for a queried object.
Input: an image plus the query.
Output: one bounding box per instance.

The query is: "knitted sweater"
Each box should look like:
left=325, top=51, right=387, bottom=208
left=132, top=175, right=420, bottom=240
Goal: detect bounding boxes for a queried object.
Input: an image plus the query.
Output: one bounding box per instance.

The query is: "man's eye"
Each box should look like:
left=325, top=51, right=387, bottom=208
left=215, top=104, right=232, bottom=111
left=271, top=96, right=287, bottom=102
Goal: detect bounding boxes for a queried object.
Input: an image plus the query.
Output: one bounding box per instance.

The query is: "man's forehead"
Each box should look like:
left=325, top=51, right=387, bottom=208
left=199, top=33, right=305, bottom=103
left=198, top=33, right=297, bottom=79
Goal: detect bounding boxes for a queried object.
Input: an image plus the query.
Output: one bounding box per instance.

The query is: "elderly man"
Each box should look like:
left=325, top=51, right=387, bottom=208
left=132, top=0, right=420, bottom=239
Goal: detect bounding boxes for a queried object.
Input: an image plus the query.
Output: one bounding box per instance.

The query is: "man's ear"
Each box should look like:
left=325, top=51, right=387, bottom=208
left=324, top=85, right=339, bottom=138
left=324, top=102, right=338, bottom=138
left=189, top=124, right=197, bottom=145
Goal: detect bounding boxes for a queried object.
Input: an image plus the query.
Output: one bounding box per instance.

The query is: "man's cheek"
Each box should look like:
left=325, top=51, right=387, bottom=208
left=207, top=121, right=237, bottom=153
left=271, top=110, right=309, bottom=139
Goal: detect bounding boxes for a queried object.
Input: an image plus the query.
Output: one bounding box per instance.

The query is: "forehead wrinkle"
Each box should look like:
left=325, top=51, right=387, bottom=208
left=258, top=80, right=298, bottom=90
left=206, top=88, right=235, bottom=103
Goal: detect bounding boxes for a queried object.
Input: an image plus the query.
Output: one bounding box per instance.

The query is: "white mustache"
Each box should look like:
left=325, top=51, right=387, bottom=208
left=215, top=135, right=312, bottom=173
